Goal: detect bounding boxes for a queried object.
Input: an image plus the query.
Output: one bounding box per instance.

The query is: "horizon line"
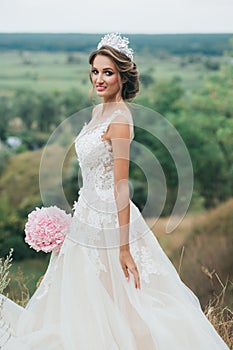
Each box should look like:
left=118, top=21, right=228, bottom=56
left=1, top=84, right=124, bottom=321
left=0, top=31, right=233, bottom=35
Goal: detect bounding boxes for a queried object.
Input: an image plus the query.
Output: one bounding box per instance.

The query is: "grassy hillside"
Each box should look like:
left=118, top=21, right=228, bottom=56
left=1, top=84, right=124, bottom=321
left=0, top=148, right=42, bottom=207
left=151, top=200, right=233, bottom=308
left=0, top=144, right=76, bottom=208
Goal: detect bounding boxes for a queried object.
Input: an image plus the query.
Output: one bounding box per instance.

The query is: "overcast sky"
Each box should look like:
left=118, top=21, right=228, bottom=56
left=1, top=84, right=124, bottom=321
left=0, top=0, right=233, bottom=34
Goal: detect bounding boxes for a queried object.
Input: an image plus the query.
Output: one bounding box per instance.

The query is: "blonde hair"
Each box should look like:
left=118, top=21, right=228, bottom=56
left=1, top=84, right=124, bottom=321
left=89, top=45, right=139, bottom=101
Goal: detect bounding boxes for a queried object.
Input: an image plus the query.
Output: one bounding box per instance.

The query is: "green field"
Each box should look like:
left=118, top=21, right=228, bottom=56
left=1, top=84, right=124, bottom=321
left=0, top=51, right=89, bottom=93
left=0, top=50, right=223, bottom=95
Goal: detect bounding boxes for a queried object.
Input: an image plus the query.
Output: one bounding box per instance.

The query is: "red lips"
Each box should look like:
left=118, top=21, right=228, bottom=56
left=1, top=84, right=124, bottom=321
left=96, top=86, right=106, bottom=92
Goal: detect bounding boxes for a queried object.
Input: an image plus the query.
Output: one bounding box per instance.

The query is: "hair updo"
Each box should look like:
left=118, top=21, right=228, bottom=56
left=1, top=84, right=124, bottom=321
left=89, top=45, right=139, bottom=101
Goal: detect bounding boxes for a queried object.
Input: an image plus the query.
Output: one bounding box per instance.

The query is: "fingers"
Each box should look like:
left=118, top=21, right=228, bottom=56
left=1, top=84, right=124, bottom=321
left=120, top=255, right=141, bottom=289
left=135, top=273, right=141, bottom=290
left=131, top=266, right=141, bottom=290
left=122, top=265, right=129, bottom=280
left=126, top=265, right=140, bottom=290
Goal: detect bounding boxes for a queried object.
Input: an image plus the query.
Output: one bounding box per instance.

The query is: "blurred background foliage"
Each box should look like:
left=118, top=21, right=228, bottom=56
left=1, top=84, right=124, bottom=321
left=0, top=33, right=232, bottom=308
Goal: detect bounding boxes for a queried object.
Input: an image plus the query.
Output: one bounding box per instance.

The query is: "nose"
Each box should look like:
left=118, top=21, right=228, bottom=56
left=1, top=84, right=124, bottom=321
left=96, top=73, right=104, bottom=84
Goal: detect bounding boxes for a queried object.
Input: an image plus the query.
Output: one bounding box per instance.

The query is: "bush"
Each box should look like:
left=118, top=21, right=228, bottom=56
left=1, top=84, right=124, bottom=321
left=204, top=59, right=220, bottom=70
left=0, top=194, right=45, bottom=261
left=7, top=130, right=50, bottom=151
left=0, top=141, right=12, bottom=175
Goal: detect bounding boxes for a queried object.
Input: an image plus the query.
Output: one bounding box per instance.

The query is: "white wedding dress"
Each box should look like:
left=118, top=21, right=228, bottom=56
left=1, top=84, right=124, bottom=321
left=0, top=107, right=230, bottom=349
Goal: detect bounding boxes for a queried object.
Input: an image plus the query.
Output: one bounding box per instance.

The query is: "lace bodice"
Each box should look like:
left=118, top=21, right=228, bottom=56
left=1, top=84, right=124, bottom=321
left=74, top=108, right=134, bottom=206
left=75, top=113, right=114, bottom=194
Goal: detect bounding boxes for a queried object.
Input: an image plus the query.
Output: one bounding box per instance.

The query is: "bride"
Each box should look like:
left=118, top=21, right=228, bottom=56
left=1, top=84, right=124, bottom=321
left=0, top=33, right=230, bottom=349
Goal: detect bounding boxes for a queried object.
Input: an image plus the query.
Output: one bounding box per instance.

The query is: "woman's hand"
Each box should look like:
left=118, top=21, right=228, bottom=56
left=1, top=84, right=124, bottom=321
left=119, top=249, right=141, bottom=289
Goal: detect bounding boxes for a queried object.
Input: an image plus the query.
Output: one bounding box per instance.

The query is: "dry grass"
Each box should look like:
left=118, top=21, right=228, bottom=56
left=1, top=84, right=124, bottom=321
left=7, top=266, right=30, bottom=307
left=146, top=211, right=206, bottom=255
left=0, top=248, right=13, bottom=294
left=0, top=250, right=30, bottom=307
left=203, top=274, right=233, bottom=349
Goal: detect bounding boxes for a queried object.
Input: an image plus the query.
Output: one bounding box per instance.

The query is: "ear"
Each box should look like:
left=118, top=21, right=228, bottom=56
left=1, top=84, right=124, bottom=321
left=122, top=76, right=128, bottom=84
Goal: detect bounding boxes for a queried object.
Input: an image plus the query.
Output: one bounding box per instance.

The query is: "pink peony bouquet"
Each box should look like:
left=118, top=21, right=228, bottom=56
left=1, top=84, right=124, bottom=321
left=25, top=206, right=72, bottom=253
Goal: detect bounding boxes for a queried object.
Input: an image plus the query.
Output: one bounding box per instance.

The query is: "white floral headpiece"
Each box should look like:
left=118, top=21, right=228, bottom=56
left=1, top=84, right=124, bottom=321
left=97, top=32, right=134, bottom=61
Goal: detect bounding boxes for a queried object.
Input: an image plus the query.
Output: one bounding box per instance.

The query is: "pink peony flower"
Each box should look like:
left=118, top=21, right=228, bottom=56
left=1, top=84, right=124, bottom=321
left=24, top=206, right=72, bottom=253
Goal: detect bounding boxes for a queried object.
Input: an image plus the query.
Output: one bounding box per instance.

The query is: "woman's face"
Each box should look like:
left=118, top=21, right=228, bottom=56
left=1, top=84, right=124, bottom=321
left=91, top=54, right=123, bottom=103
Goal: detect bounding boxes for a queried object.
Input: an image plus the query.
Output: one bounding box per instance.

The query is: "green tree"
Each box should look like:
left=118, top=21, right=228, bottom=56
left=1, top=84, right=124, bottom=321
left=37, top=92, right=61, bottom=132
left=139, top=73, right=155, bottom=88
left=149, top=76, right=184, bottom=115
left=188, top=65, right=233, bottom=197
left=168, top=112, right=232, bottom=208
left=0, top=95, right=13, bottom=141
left=61, top=88, right=90, bottom=116
left=14, top=89, right=39, bottom=130
left=0, top=141, right=11, bottom=175
left=0, top=194, right=44, bottom=260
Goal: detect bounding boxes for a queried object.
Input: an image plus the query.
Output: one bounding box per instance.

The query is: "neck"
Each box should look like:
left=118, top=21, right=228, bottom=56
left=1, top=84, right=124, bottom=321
left=101, top=100, right=125, bottom=116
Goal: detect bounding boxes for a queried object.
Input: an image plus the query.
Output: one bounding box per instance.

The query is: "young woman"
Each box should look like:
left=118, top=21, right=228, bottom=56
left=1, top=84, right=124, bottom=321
left=0, top=33, right=230, bottom=349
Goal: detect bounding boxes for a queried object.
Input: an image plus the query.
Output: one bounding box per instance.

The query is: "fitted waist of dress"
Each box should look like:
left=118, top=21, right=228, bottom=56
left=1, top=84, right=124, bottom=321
left=78, top=186, right=117, bottom=210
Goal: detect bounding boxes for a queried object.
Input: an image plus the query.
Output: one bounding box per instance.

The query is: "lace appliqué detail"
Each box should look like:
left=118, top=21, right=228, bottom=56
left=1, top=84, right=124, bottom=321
left=86, top=248, right=107, bottom=278
left=130, top=244, right=170, bottom=284
left=72, top=190, right=118, bottom=228
left=70, top=201, right=116, bottom=277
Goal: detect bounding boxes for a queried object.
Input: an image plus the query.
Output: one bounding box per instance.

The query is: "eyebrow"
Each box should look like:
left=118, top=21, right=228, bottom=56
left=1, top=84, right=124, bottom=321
left=92, top=66, right=114, bottom=71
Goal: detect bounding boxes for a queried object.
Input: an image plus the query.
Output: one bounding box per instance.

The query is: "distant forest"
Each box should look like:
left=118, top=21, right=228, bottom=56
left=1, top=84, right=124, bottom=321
left=0, top=33, right=232, bottom=55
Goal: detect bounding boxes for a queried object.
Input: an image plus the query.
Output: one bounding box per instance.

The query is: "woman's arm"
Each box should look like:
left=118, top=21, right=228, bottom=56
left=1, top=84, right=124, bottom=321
left=108, top=114, right=140, bottom=289
left=108, top=114, right=131, bottom=250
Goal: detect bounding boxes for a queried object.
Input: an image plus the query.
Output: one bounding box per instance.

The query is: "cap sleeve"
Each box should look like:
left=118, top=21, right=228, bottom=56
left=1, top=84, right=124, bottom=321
left=109, top=109, right=134, bottom=143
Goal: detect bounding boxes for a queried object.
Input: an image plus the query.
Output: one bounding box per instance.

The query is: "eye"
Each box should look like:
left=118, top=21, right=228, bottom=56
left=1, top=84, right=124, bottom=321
left=91, top=69, right=98, bottom=75
left=105, top=70, right=114, bottom=76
